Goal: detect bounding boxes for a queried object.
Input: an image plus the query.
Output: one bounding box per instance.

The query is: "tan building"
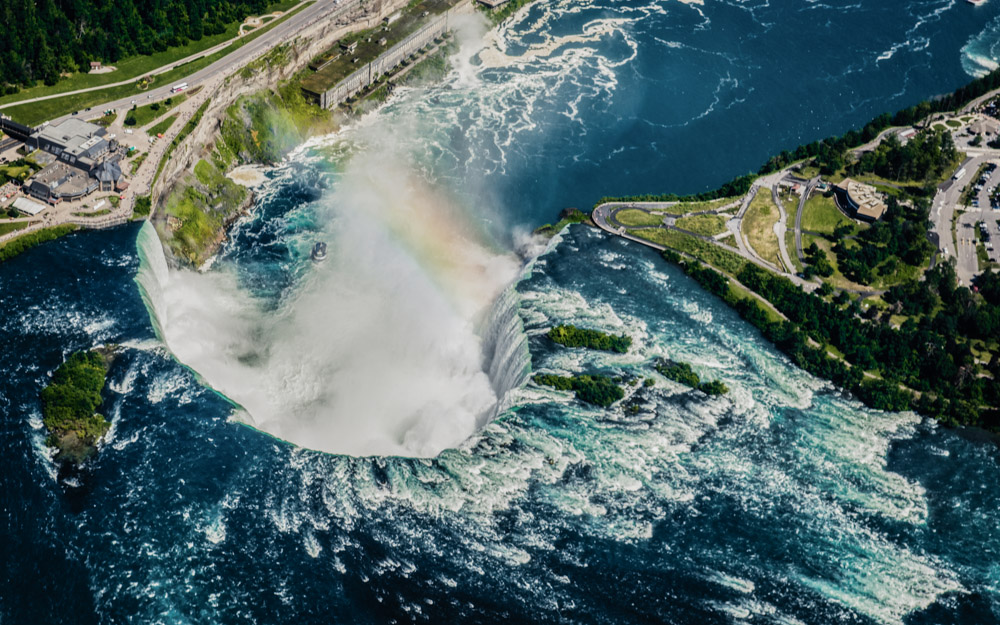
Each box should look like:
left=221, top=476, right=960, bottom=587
left=835, top=178, right=887, bottom=221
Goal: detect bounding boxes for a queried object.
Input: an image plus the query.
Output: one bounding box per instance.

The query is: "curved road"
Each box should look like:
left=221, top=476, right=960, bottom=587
left=593, top=202, right=815, bottom=291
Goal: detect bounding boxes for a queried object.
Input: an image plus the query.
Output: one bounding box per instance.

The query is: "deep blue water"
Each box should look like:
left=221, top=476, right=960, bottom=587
left=4, top=0, right=1000, bottom=623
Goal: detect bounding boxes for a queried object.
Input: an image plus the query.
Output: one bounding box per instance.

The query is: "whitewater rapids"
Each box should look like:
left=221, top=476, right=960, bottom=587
left=136, top=151, right=531, bottom=457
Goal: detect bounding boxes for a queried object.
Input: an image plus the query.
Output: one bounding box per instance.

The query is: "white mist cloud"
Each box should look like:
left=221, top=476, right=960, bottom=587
left=145, top=139, right=522, bottom=458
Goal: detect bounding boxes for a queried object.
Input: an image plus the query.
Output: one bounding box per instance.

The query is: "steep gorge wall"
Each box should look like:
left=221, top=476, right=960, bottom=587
left=155, top=0, right=415, bottom=206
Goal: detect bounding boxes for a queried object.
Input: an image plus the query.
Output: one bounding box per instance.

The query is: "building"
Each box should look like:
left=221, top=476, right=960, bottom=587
left=30, top=118, right=109, bottom=169
left=90, top=61, right=102, bottom=70
left=26, top=161, right=99, bottom=204
left=24, top=118, right=124, bottom=204
left=12, top=197, right=47, bottom=216
left=970, top=117, right=1000, bottom=137
left=93, top=160, right=122, bottom=192
left=834, top=178, right=887, bottom=221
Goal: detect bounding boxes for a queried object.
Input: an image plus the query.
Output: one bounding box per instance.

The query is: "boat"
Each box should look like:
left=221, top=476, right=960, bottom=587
left=968, top=0, right=987, bottom=6
left=311, top=241, right=328, bottom=262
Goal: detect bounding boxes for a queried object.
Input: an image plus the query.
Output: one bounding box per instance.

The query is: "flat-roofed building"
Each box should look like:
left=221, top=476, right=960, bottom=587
left=30, top=118, right=109, bottom=167
left=12, top=196, right=47, bottom=215
left=27, top=161, right=99, bottom=204
left=834, top=178, right=887, bottom=222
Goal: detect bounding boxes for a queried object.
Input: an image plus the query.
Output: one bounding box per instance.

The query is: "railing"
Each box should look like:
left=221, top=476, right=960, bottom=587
left=68, top=215, right=130, bottom=229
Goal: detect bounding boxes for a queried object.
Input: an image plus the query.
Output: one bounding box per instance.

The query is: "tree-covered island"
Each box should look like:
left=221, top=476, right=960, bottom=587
left=547, top=325, right=632, bottom=354
left=40, top=349, right=114, bottom=464
left=655, top=359, right=729, bottom=396
left=533, top=374, right=625, bottom=408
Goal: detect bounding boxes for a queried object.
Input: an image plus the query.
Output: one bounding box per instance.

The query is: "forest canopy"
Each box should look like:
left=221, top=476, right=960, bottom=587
left=0, top=0, right=275, bottom=89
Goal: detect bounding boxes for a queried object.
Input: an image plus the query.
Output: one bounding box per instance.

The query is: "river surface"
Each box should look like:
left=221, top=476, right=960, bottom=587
left=3, top=0, right=1000, bottom=623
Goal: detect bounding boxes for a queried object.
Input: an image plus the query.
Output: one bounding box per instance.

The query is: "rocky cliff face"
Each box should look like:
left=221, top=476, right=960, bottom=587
left=155, top=0, right=414, bottom=208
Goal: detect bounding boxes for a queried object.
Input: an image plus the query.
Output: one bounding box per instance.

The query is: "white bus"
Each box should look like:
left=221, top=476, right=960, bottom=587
left=170, top=82, right=189, bottom=93
left=953, top=167, right=967, bottom=182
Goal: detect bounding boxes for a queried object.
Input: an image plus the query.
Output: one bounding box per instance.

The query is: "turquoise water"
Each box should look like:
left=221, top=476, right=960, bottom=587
left=3, top=0, right=1000, bottom=622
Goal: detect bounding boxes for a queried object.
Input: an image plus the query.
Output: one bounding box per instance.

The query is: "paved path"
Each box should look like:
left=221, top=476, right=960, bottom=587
left=770, top=184, right=796, bottom=273
left=794, top=176, right=821, bottom=264
left=593, top=201, right=816, bottom=291
left=3, top=0, right=364, bottom=130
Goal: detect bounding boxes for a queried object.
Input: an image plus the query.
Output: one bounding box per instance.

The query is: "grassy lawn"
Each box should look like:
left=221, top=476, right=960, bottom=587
left=870, top=258, right=922, bottom=289
left=742, top=190, right=781, bottom=267
left=126, top=95, right=186, bottom=128
left=784, top=229, right=803, bottom=272
left=615, top=209, right=663, bottom=227
left=2, top=2, right=313, bottom=125
left=797, top=163, right=821, bottom=179
left=675, top=214, right=728, bottom=237
left=0, top=25, right=241, bottom=109
left=89, top=111, right=118, bottom=127
left=0, top=164, right=32, bottom=183
left=628, top=228, right=747, bottom=275
left=73, top=209, right=112, bottom=218
left=0, top=0, right=304, bottom=109
left=0, top=221, right=34, bottom=236
left=804, top=234, right=867, bottom=292
left=674, top=196, right=739, bottom=213
left=129, top=151, right=149, bottom=176
left=148, top=114, right=179, bottom=137
left=801, top=192, right=853, bottom=235
left=946, top=119, right=962, bottom=129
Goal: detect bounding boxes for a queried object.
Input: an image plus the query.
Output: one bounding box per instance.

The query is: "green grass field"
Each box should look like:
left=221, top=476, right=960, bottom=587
left=742, top=190, right=781, bottom=267
left=0, top=221, right=34, bottom=236
left=675, top=214, right=728, bottom=237
left=0, top=164, right=32, bottom=183
left=628, top=228, right=748, bottom=276
left=126, top=94, right=186, bottom=128
left=800, top=192, right=853, bottom=235
left=148, top=114, right=179, bottom=137
left=674, top=196, right=739, bottom=213
left=615, top=209, right=663, bottom=227
left=0, top=0, right=304, bottom=110
left=1, top=1, right=312, bottom=125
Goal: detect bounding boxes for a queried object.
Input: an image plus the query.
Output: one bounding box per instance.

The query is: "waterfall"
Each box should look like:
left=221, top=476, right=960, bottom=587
left=480, top=285, right=532, bottom=416
left=134, top=221, right=170, bottom=342
left=133, top=218, right=535, bottom=456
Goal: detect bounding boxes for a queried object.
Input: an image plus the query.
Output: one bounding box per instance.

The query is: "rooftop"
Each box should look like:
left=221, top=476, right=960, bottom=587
left=837, top=178, right=887, bottom=220
left=30, top=161, right=94, bottom=197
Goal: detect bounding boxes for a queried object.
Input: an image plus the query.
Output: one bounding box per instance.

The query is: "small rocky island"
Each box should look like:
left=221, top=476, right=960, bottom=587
left=656, top=358, right=729, bottom=396
left=547, top=325, right=632, bottom=353
left=41, top=348, right=114, bottom=464
left=533, top=373, right=625, bottom=408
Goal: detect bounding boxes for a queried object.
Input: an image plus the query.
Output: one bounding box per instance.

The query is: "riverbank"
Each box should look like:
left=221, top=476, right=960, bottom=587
left=588, top=68, right=1000, bottom=432
left=154, top=3, right=475, bottom=266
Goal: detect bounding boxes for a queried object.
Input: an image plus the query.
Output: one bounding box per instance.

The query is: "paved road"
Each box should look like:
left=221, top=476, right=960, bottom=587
left=955, top=163, right=1000, bottom=284
left=931, top=154, right=980, bottom=282
left=6, top=0, right=362, bottom=129
left=593, top=201, right=816, bottom=291
left=770, top=184, right=796, bottom=273
left=0, top=24, right=256, bottom=110
left=794, top=176, right=821, bottom=264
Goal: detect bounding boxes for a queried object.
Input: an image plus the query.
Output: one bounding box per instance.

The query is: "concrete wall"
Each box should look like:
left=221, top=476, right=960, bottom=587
left=155, top=0, right=418, bottom=206
left=317, top=0, right=474, bottom=109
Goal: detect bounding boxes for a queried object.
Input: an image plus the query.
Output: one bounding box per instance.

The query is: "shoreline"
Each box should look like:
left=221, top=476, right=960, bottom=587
left=586, top=68, right=1000, bottom=433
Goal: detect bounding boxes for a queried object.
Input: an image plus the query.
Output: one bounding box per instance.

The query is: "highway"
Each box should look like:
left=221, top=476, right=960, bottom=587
left=7, top=0, right=363, bottom=130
